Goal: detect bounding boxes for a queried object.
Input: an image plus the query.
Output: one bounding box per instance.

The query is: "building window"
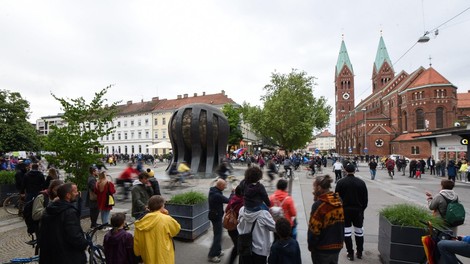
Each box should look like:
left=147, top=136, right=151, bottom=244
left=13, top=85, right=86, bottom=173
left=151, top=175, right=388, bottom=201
left=124, top=133, right=128, bottom=140
left=118, top=133, right=121, bottom=140
left=138, top=131, right=142, bottom=139
left=131, top=131, right=134, bottom=139
left=106, top=135, right=109, bottom=141
left=154, top=131, right=158, bottom=139
left=154, top=118, right=158, bottom=126
left=436, top=107, right=444, bottom=129
left=131, top=145, right=135, bottom=154
left=124, top=145, right=127, bottom=154
left=138, top=145, right=142, bottom=153
left=162, top=130, right=167, bottom=139
left=138, top=119, right=141, bottom=126
left=124, top=121, right=127, bottom=127
left=112, top=134, right=115, bottom=140
left=145, top=119, right=149, bottom=125
left=411, top=146, right=420, bottom=154
left=416, top=109, right=425, bottom=130
left=145, top=130, right=149, bottom=139
left=131, top=120, right=134, bottom=126
left=162, top=118, right=166, bottom=125
left=403, top=111, right=408, bottom=131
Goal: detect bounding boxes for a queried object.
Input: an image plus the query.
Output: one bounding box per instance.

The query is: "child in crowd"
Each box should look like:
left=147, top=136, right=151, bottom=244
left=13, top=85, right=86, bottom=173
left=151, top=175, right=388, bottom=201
left=268, top=218, right=302, bottom=264
left=103, top=213, right=138, bottom=264
left=242, top=166, right=271, bottom=211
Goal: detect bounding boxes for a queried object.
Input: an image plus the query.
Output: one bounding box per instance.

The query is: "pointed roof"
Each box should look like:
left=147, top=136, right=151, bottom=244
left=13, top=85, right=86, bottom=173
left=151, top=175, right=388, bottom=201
left=374, top=36, right=393, bottom=72
left=336, top=40, right=353, bottom=76
left=408, top=67, right=452, bottom=88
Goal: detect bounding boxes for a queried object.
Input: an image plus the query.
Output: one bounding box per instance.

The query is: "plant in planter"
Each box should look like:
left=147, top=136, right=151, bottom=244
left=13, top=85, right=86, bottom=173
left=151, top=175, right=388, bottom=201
left=378, top=203, right=446, bottom=264
left=166, top=191, right=210, bottom=241
left=0, top=170, right=17, bottom=205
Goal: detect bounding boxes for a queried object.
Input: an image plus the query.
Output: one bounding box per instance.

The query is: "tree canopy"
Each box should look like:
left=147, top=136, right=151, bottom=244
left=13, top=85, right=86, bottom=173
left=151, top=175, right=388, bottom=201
left=44, top=86, right=119, bottom=189
left=0, top=90, right=41, bottom=153
left=242, top=69, right=332, bottom=151
left=222, top=104, right=243, bottom=151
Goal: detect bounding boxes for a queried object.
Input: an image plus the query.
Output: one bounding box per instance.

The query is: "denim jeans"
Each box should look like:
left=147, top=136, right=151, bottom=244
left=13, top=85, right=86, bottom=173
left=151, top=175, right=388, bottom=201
left=100, top=210, right=111, bottom=224
left=437, top=239, right=470, bottom=263
left=208, top=220, right=223, bottom=258
left=370, top=169, right=376, bottom=180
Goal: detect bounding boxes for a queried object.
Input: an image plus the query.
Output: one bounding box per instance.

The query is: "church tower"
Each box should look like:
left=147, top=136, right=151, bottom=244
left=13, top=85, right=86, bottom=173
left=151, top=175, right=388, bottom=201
left=372, top=36, right=394, bottom=91
left=335, top=39, right=355, bottom=123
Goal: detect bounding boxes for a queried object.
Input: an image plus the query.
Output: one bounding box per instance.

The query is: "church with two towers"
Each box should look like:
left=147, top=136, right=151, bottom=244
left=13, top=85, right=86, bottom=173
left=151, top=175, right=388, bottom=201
left=334, top=36, right=465, bottom=159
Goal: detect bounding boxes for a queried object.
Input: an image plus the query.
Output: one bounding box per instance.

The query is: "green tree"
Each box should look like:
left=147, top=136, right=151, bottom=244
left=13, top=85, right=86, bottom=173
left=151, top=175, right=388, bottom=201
left=44, top=86, right=119, bottom=189
left=0, top=90, right=40, bottom=152
left=242, top=69, right=332, bottom=151
left=222, top=104, right=244, bottom=151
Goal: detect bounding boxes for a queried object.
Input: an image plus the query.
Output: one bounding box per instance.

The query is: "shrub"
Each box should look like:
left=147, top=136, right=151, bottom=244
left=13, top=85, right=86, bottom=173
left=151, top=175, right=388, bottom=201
left=0, top=170, right=16, bottom=185
left=167, top=191, right=207, bottom=205
left=380, top=203, right=445, bottom=228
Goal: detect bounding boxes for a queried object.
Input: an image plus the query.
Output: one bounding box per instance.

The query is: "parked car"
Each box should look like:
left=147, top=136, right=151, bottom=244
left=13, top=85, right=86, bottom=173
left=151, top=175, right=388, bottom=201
left=389, top=154, right=410, bottom=163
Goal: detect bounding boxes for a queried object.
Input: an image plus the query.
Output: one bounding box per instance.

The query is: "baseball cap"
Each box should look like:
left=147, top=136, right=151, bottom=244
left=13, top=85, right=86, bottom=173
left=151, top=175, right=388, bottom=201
left=345, top=163, right=356, bottom=173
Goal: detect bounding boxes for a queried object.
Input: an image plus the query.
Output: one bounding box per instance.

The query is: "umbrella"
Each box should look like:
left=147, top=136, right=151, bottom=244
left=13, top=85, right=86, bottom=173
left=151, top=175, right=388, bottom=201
left=233, top=148, right=247, bottom=156
left=260, top=148, right=271, bottom=153
left=148, top=141, right=172, bottom=149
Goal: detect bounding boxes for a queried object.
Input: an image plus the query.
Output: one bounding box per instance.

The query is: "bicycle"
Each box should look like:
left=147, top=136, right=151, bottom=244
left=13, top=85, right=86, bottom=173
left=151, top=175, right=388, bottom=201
left=114, top=178, right=133, bottom=201
left=167, top=172, right=200, bottom=189
left=3, top=192, right=25, bottom=215
left=210, top=175, right=239, bottom=189
left=419, top=220, right=462, bottom=264
left=86, top=223, right=109, bottom=264
left=304, top=167, right=315, bottom=179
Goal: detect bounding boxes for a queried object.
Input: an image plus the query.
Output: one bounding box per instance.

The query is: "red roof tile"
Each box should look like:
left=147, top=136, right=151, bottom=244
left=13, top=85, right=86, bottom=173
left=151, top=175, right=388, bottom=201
left=408, top=67, right=451, bottom=88
left=457, top=92, right=470, bottom=108
left=316, top=130, right=334, bottom=137
left=153, top=92, right=236, bottom=111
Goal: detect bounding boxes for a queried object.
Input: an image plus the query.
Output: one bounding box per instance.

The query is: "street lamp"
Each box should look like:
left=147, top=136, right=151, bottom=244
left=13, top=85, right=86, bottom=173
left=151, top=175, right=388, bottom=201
left=362, top=108, right=367, bottom=154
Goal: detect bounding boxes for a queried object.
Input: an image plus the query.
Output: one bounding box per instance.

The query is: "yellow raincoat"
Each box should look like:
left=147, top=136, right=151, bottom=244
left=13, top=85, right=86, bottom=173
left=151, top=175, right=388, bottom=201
left=134, top=211, right=181, bottom=264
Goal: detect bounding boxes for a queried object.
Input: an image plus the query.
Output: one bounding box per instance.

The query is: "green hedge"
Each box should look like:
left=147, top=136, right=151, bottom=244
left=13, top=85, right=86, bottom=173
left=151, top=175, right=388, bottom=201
left=0, top=170, right=16, bottom=185
left=167, top=191, right=207, bottom=205
left=380, top=203, right=445, bottom=228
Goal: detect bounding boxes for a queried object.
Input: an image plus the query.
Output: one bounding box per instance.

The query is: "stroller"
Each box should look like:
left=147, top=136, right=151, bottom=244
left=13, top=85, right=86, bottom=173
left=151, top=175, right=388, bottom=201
left=420, top=220, right=463, bottom=264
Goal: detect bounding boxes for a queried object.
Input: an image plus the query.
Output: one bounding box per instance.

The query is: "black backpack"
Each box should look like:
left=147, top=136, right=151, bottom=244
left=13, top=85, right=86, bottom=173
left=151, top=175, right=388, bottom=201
left=23, top=194, right=49, bottom=234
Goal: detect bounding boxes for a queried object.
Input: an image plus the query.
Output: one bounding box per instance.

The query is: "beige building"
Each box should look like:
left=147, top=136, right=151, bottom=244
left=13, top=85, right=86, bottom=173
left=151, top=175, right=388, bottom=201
left=306, top=130, right=336, bottom=153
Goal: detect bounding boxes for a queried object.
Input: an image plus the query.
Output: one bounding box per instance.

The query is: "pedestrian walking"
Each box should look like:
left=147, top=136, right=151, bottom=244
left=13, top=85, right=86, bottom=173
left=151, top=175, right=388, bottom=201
left=335, top=164, right=368, bottom=261
left=368, top=159, right=377, bottom=180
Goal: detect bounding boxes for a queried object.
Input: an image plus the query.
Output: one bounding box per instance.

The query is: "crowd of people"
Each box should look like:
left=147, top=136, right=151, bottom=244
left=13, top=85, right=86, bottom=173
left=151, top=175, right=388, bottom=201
left=8, top=150, right=470, bottom=264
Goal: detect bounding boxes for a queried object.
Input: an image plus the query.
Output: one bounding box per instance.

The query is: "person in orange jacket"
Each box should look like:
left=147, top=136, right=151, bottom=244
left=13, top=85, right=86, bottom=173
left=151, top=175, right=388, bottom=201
left=269, top=179, right=297, bottom=239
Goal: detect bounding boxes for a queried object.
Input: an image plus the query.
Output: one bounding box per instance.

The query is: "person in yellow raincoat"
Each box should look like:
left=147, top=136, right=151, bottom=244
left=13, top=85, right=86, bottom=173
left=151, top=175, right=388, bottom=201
left=134, top=195, right=181, bottom=264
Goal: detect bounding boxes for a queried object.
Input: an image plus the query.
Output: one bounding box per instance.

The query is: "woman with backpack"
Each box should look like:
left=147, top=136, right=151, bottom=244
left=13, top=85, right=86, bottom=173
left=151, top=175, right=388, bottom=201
left=224, top=185, right=244, bottom=264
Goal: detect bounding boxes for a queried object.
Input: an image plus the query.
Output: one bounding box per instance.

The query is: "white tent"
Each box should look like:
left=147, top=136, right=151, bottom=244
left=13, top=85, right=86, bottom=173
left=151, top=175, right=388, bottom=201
left=147, top=141, right=172, bottom=149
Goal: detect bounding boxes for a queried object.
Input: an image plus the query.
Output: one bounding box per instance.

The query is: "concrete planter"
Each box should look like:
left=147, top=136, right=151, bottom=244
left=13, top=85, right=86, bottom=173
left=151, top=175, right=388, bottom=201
left=166, top=201, right=210, bottom=241
left=378, top=214, right=427, bottom=264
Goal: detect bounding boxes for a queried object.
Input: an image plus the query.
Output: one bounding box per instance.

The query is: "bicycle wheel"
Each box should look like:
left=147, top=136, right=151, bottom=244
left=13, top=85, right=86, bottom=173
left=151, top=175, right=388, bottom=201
left=89, top=245, right=106, bottom=264
left=185, top=174, right=200, bottom=187
left=305, top=170, right=314, bottom=179
left=3, top=194, right=21, bottom=215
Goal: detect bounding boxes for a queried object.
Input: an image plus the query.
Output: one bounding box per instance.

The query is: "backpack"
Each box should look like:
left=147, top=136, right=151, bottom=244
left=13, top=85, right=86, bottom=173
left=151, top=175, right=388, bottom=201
left=23, top=194, right=49, bottom=235
left=269, top=197, right=288, bottom=221
left=440, top=194, right=465, bottom=227
left=223, top=208, right=238, bottom=231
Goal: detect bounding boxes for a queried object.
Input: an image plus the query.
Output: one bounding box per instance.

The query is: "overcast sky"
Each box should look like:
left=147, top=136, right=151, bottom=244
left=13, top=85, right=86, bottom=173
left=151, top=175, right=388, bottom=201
left=1, top=1, right=469, bottom=133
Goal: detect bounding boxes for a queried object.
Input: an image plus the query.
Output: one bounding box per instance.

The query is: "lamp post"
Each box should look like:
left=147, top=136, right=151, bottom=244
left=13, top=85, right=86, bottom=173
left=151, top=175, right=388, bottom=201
left=362, top=108, right=367, bottom=154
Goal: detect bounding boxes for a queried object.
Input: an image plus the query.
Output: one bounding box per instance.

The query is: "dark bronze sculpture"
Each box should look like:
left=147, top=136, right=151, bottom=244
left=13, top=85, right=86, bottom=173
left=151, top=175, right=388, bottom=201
left=168, top=103, right=229, bottom=176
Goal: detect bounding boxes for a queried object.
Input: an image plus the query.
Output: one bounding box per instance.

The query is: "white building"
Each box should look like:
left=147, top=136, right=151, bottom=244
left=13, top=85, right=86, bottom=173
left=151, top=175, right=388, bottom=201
left=36, top=114, right=66, bottom=135
left=306, top=130, right=336, bottom=153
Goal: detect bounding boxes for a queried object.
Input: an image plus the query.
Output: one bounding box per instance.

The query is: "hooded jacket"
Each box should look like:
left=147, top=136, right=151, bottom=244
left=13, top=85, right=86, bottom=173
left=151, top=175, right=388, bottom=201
left=131, top=180, right=152, bottom=218
left=237, top=206, right=276, bottom=256
left=429, top=189, right=458, bottom=219
left=308, top=191, right=344, bottom=253
left=103, top=229, right=137, bottom=264
left=38, top=200, right=88, bottom=264
left=269, top=189, right=296, bottom=226
left=268, top=237, right=302, bottom=264
left=134, top=211, right=181, bottom=264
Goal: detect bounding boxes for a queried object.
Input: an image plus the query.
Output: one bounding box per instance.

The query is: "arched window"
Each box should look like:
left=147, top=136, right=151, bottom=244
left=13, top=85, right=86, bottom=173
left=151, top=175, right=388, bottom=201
left=436, top=107, right=444, bottom=128
left=416, top=109, right=425, bottom=130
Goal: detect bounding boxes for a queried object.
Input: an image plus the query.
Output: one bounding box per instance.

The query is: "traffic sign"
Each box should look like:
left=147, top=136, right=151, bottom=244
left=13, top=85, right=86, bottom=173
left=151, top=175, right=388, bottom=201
left=364, top=147, right=368, bottom=154
left=348, top=147, right=352, bottom=153
left=315, top=148, right=320, bottom=154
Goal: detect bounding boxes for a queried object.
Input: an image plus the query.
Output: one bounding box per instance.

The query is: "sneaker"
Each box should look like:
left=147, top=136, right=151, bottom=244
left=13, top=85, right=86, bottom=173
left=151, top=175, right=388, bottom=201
left=347, top=253, right=354, bottom=261
left=356, top=252, right=362, bottom=259
left=218, top=250, right=225, bottom=257
left=208, top=256, right=221, bottom=263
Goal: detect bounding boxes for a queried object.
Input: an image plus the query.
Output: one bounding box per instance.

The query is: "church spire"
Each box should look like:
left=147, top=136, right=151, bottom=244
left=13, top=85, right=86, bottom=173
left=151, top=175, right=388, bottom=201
left=336, top=39, right=354, bottom=77
left=374, top=36, right=393, bottom=72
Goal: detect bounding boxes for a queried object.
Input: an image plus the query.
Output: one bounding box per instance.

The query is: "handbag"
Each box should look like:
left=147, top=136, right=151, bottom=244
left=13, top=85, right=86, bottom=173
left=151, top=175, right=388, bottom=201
left=223, top=208, right=238, bottom=231
left=237, top=218, right=257, bottom=256
left=106, top=183, right=115, bottom=207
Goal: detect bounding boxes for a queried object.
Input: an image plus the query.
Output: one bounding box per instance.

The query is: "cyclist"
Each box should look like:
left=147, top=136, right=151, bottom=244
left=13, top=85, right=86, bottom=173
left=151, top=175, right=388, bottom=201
left=283, top=157, right=293, bottom=178
left=117, top=163, right=138, bottom=200
left=216, top=158, right=232, bottom=181
left=267, top=158, right=278, bottom=182
left=386, top=158, right=395, bottom=179
left=177, top=161, right=191, bottom=182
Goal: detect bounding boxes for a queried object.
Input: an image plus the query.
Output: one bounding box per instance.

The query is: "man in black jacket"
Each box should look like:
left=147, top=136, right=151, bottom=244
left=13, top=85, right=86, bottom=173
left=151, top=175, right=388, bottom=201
left=39, top=182, right=88, bottom=264
left=335, top=163, right=368, bottom=261
left=22, top=163, right=45, bottom=202
left=208, top=179, right=230, bottom=263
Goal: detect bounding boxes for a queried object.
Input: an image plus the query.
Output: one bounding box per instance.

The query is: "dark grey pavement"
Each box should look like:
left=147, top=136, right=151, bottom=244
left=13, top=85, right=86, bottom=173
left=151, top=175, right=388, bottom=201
left=2, top=161, right=470, bottom=263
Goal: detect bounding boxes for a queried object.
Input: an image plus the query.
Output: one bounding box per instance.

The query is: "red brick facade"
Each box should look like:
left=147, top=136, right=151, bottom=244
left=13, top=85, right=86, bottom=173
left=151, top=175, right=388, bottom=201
left=335, top=38, right=459, bottom=159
